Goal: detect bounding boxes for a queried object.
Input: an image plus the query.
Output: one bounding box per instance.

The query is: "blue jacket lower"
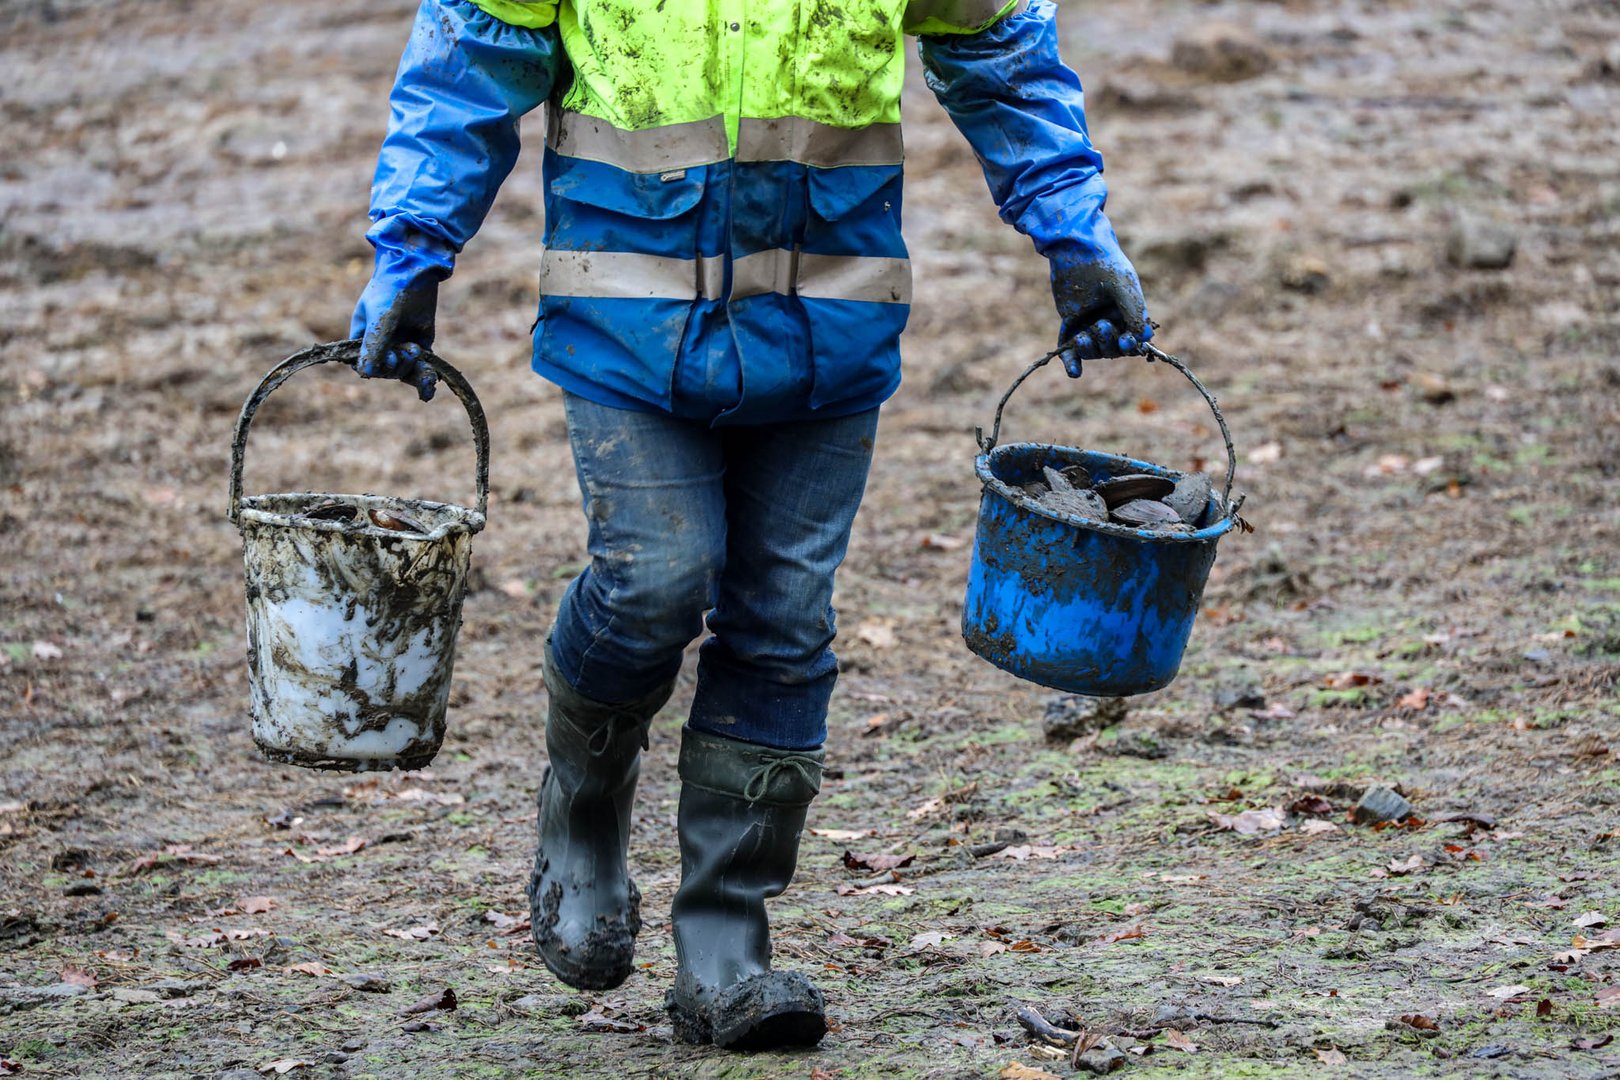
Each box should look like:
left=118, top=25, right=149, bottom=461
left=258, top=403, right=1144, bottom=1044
left=533, top=151, right=909, bottom=424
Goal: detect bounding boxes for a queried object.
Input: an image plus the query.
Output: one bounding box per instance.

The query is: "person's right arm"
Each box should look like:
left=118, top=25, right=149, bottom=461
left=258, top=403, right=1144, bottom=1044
left=351, top=0, right=564, bottom=399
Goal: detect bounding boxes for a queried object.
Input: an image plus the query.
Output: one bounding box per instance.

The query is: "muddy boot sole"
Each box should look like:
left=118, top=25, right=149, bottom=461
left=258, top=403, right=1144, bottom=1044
left=667, top=971, right=827, bottom=1052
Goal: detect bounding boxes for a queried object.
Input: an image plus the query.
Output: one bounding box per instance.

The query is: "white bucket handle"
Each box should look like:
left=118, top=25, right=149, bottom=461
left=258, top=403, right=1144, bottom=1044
left=228, top=339, right=490, bottom=525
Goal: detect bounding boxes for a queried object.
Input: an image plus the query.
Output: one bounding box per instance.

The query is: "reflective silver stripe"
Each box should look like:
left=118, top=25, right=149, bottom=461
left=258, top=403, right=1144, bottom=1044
left=905, top=0, right=1025, bottom=32
left=799, top=254, right=912, bottom=304
left=547, top=109, right=904, bottom=171
left=732, top=249, right=799, bottom=300
left=736, top=117, right=904, bottom=168
left=542, top=249, right=912, bottom=305
left=541, top=249, right=727, bottom=301
left=547, top=108, right=729, bottom=174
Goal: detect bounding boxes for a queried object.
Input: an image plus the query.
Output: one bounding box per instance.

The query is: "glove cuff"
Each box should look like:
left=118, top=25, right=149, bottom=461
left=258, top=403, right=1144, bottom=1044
left=365, top=214, right=457, bottom=289
left=1022, top=174, right=1110, bottom=258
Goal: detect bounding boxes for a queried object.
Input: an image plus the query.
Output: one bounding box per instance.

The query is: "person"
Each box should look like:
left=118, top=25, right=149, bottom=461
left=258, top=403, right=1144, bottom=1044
left=349, top=0, right=1151, bottom=1052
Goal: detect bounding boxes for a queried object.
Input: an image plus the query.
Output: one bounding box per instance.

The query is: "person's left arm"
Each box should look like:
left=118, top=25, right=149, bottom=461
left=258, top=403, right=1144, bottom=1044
left=914, top=0, right=1151, bottom=376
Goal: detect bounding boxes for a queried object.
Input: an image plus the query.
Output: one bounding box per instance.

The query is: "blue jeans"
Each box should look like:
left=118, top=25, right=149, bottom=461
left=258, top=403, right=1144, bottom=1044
left=548, top=394, right=879, bottom=750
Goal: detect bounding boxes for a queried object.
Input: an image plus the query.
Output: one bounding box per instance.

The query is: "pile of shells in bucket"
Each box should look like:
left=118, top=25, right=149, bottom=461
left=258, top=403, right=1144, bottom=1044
left=1020, top=464, right=1214, bottom=532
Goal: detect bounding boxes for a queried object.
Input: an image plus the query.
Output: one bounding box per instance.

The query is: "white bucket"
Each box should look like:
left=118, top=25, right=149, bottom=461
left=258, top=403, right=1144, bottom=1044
left=228, top=341, right=489, bottom=772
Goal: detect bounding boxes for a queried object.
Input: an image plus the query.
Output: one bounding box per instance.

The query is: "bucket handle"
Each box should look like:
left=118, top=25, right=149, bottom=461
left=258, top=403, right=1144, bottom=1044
left=228, top=339, right=490, bottom=524
left=975, top=343, right=1238, bottom=513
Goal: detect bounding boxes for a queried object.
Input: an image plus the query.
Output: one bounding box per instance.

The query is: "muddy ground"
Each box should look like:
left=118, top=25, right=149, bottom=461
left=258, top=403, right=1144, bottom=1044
left=4, top=0, right=1620, bottom=1077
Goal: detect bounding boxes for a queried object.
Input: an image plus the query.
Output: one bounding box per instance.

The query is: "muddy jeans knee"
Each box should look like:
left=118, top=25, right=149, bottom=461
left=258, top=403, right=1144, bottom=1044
left=686, top=409, right=880, bottom=750
left=549, top=395, right=728, bottom=703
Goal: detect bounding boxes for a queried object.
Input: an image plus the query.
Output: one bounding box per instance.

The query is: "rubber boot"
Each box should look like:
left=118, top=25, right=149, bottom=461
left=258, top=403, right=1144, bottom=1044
left=527, top=645, right=674, bottom=991
left=666, top=726, right=827, bottom=1051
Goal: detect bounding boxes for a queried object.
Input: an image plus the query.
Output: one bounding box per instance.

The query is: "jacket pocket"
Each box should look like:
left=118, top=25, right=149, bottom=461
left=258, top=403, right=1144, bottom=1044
left=538, top=151, right=709, bottom=410
left=801, top=165, right=910, bottom=410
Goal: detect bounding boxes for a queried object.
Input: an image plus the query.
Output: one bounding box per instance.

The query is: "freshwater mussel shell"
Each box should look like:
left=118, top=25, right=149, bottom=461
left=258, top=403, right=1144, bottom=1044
left=1043, top=488, right=1107, bottom=522
left=302, top=500, right=358, bottom=523
left=1045, top=463, right=1093, bottom=491
left=1094, top=473, right=1176, bottom=508
left=368, top=507, right=428, bottom=534
left=1110, top=498, right=1185, bottom=528
left=1163, top=472, right=1215, bottom=525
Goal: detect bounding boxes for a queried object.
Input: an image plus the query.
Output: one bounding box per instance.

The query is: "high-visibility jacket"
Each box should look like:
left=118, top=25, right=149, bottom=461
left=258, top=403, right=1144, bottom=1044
left=367, top=0, right=1111, bottom=424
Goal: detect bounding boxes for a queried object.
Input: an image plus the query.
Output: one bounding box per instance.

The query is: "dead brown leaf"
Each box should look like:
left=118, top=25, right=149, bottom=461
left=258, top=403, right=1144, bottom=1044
left=1396, top=687, right=1432, bottom=710
left=283, top=962, right=330, bottom=977
left=579, top=1007, right=641, bottom=1033
left=1322, top=671, right=1382, bottom=689
left=1208, top=807, right=1287, bottom=835
left=855, top=619, right=897, bottom=649
left=835, top=883, right=914, bottom=897
left=1573, top=929, right=1620, bottom=951
left=1094, top=924, right=1146, bottom=945
left=809, top=827, right=871, bottom=841
left=988, top=845, right=1074, bottom=861
left=1163, top=1028, right=1198, bottom=1053
left=998, top=1065, right=1062, bottom=1080
left=59, top=964, right=97, bottom=989
left=1397, top=1014, right=1439, bottom=1031
left=391, top=788, right=465, bottom=807
left=1385, top=854, right=1426, bottom=876
left=397, top=987, right=457, bottom=1016
left=258, top=1060, right=313, bottom=1075
left=315, top=836, right=368, bottom=858
left=1597, top=987, right=1620, bottom=1010
left=483, top=911, right=530, bottom=935
left=383, top=922, right=441, bottom=941
left=165, top=928, right=270, bottom=948
left=841, top=850, right=915, bottom=873
left=126, top=845, right=224, bottom=875
left=905, top=796, right=945, bottom=821
left=1314, top=1048, right=1348, bottom=1064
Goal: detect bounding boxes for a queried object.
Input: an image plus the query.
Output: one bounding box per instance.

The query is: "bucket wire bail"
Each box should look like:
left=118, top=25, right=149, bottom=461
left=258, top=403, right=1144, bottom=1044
left=974, top=343, right=1240, bottom=519
left=228, top=339, right=490, bottom=525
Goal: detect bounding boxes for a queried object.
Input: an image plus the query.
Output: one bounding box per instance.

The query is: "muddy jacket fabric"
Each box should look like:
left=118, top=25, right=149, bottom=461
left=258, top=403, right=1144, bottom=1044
left=367, top=0, right=1112, bottom=424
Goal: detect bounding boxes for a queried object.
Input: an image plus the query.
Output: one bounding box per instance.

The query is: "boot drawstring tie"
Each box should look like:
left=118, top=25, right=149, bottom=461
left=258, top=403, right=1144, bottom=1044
left=584, top=713, right=652, bottom=757
left=742, top=754, right=820, bottom=804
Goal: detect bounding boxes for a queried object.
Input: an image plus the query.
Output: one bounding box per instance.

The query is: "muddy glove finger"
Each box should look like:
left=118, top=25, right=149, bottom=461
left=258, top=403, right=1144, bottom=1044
left=397, top=342, right=438, bottom=401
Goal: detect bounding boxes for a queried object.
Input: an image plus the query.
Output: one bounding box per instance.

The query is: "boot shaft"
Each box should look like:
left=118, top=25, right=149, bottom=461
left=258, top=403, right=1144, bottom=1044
left=671, top=728, right=823, bottom=995
left=540, top=643, right=675, bottom=782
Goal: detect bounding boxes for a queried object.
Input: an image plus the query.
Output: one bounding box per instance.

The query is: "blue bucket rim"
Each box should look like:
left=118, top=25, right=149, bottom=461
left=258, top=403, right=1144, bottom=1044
left=976, top=441, right=1237, bottom=545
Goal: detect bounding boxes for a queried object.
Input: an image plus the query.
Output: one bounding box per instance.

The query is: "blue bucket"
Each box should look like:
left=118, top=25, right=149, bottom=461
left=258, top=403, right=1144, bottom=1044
left=962, top=347, right=1242, bottom=696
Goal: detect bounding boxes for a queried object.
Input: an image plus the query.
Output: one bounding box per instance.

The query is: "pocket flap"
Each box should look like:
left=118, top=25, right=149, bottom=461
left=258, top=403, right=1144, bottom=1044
left=807, top=164, right=900, bottom=222
left=549, top=154, right=706, bottom=220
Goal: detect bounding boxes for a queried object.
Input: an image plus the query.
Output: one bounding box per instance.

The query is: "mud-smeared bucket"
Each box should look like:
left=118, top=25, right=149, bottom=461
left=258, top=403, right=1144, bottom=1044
left=228, top=341, right=488, bottom=771
left=962, top=346, right=1243, bottom=696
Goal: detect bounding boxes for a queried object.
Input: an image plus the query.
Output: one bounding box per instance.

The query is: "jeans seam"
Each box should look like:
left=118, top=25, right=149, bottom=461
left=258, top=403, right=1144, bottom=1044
left=562, top=396, right=624, bottom=689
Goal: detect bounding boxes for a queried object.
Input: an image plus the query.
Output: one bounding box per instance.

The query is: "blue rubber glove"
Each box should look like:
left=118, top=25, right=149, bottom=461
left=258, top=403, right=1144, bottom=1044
left=350, top=269, right=441, bottom=401
left=352, top=0, right=563, bottom=400
left=1048, top=232, right=1150, bottom=376
left=919, top=0, right=1152, bottom=376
